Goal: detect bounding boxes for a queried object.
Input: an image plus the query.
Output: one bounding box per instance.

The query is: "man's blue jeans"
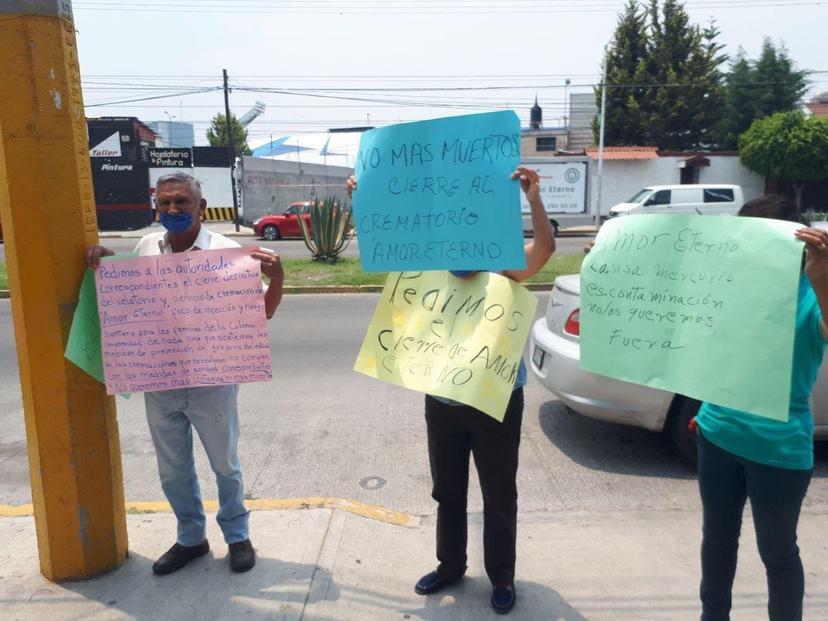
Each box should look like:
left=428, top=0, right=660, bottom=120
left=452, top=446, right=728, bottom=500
left=145, top=385, right=249, bottom=546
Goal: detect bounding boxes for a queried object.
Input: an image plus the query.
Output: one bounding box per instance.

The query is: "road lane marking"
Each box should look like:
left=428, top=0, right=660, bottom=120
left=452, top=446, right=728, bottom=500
left=0, top=497, right=413, bottom=526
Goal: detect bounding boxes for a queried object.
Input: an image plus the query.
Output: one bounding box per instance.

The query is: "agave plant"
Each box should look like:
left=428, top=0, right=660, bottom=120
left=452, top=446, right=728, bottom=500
left=297, top=196, right=353, bottom=262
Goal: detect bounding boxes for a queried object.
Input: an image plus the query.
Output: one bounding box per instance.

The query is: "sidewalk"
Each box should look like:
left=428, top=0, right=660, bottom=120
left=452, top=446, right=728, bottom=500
left=1, top=504, right=826, bottom=620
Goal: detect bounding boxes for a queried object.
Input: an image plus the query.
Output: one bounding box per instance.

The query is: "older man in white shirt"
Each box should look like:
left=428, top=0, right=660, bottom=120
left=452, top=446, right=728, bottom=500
left=87, top=172, right=283, bottom=575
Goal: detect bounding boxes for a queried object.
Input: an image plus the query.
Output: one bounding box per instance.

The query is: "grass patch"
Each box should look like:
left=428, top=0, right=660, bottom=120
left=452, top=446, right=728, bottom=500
left=0, top=255, right=585, bottom=292
left=523, top=254, right=584, bottom=284
left=279, top=254, right=583, bottom=287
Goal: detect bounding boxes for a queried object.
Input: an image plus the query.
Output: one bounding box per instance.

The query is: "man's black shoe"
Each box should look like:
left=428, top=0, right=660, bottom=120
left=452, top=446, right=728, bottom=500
left=229, top=539, right=256, bottom=572
left=491, top=584, right=516, bottom=615
left=152, top=540, right=210, bottom=576
left=414, top=571, right=462, bottom=595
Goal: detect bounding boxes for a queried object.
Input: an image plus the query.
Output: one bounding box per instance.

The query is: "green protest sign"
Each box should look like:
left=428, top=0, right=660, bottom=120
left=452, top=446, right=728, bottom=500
left=65, top=268, right=105, bottom=384
left=65, top=258, right=132, bottom=398
left=580, top=214, right=802, bottom=421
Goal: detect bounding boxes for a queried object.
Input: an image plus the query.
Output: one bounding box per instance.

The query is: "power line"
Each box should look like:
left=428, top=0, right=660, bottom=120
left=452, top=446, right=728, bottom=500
left=84, top=87, right=222, bottom=107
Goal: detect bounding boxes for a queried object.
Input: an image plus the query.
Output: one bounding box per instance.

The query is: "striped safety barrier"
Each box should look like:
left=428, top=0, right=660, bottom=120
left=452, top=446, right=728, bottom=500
left=203, top=207, right=236, bottom=221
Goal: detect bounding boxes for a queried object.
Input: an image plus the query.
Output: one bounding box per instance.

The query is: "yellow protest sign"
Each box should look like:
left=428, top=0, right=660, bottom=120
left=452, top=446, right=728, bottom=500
left=355, top=271, right=538, bottom=421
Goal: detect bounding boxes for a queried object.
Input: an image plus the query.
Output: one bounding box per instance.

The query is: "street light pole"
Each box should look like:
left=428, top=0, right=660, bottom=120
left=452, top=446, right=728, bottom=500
left=223, top=69, right=240, bottom=232
left=596, top=47, right=608, bottom=223
left=163, top=111, right=174, bottom=147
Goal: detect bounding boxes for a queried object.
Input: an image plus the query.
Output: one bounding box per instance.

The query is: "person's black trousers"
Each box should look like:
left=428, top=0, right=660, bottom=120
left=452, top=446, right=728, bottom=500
left=424, top=388, right=523, bottom=587
left=698, top=431, right=812, bottom=621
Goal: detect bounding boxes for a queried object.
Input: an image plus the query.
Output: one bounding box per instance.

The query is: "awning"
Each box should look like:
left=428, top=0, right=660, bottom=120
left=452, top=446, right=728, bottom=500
left=585, top=146, right=659, bottom=160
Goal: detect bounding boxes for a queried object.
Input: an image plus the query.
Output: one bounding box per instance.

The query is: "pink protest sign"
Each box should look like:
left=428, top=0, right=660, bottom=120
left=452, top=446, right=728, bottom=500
left=95, top=247, right=272, bottom=394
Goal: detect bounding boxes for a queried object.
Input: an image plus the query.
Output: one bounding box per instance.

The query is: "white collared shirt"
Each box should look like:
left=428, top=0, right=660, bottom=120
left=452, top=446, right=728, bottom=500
left=134, top=225, right=241, bottom=257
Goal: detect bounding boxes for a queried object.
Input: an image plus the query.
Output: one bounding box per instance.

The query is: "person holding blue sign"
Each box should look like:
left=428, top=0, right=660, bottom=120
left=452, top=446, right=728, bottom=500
left=693, top=195, right=828, bottom=621
left=348, top=165, right=553, bottom=614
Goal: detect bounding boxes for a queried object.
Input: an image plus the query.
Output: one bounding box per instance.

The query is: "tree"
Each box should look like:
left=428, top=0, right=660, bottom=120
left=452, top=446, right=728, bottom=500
left=753, top=39, right=808, bottom=116
left=718, top=39, right=808, bottom=149
left=594, top=0, right=727, bottom=150
left=206, top=113, right=251, bottom=155
left=592, top=0, right=649, bottom=145
left=739, top=111, right=828, bottom=208
left=645, top=0, right=726, bottom=149
left=718, top=50, right=756, bottom=150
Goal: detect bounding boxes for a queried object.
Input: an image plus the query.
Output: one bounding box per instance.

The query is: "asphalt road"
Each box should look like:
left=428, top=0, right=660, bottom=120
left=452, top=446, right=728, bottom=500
left=2, top=294, right=826, bottom=515
left=0, top=234, right=593, bottom=264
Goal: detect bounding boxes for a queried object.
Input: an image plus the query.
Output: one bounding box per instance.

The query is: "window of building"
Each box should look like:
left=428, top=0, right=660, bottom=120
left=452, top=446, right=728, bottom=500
left=536, top=136, right=557, bottom=152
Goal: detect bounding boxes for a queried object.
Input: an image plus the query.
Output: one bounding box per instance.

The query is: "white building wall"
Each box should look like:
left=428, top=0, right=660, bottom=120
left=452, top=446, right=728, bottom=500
left=698, top=157, right=765, bottom=202
left=588, top=158, right=677, bottom=217
left=193, top=167, right=234, bottom=208
left=587, top=155, right=765, bottom=218
left=149, top=166, right=233, bottom=209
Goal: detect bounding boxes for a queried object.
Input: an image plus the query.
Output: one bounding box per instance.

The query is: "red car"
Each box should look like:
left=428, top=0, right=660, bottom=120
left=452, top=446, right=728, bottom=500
left=252, top=202, right=313, bottom=240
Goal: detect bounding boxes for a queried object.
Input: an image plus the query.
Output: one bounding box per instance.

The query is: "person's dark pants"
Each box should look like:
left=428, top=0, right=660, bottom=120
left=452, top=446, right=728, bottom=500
left=697, top=431, right=812, bottom=621
left=424, top=388, right=523, bottom=587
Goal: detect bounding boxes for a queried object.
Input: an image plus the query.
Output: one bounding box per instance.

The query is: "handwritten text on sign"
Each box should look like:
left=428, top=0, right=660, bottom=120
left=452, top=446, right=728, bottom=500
left=354, top=271, right=537, bottom=421
left=580, top=215, right=802, bottom=421
left=96, top=247, right=272, bottom=394
left=353, top=111, right=525, bottom=273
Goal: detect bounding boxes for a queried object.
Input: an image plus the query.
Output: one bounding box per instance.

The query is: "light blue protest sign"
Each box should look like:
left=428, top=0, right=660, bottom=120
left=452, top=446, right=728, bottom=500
left=353, top=111, right=526, bottom=272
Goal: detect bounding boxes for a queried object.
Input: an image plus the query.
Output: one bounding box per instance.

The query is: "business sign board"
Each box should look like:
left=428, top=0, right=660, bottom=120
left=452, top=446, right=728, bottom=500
left=149, top=148, right=192, bottom=168
left=520, top=161, right=587, bottom=215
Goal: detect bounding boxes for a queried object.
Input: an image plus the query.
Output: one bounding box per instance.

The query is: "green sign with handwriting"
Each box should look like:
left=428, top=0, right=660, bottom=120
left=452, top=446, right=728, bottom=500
left=580, top=214, right=803, bottom=421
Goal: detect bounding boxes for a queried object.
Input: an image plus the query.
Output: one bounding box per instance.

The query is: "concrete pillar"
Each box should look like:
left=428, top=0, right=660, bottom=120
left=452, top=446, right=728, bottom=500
left=0, top=0, right=127, bottom=580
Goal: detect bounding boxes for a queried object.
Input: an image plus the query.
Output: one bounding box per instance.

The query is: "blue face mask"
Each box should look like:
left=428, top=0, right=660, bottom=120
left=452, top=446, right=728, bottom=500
left=159, top=211, right=194, bottom=234
left=450, top=270, right=476, bottom=278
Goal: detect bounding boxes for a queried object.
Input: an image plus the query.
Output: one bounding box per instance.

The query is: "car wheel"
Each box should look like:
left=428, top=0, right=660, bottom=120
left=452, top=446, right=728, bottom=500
left=262, top=225, right=281, bottom=241
left=549, top=219, right=559, bottom=237
left=667, top=396, right=701, bottom=464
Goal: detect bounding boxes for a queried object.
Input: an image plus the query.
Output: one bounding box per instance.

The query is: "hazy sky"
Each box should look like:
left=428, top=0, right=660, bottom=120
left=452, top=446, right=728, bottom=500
left=72, top=0, right=826, bottom=146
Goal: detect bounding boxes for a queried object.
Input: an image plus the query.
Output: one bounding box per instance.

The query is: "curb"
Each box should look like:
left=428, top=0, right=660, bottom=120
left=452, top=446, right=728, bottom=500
left=0, top=497, right=415, bottom=526
left=0, top=283, right=555, bottom=299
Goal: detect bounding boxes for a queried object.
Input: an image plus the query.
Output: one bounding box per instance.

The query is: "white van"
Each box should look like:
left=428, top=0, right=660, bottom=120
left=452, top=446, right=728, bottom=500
left=608, top=184, right=743, bottom=218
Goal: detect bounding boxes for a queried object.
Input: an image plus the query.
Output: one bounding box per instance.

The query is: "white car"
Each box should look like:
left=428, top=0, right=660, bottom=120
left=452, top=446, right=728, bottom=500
left=529, top=274, right=828, bottom=462
left=608, top=184, right=743, bottom=219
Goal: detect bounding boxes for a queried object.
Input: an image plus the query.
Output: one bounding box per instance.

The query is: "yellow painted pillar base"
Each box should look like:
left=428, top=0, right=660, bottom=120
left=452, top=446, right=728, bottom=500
left=0, top=1, right=127, bottom=580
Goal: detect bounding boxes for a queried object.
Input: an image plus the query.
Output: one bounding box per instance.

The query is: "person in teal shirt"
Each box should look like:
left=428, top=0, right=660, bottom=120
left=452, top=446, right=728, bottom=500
left=695, top=195, right=828, bottom=621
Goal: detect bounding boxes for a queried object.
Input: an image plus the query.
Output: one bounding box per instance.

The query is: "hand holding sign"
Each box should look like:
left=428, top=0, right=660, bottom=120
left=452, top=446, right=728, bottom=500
left=354, top=271, right=537, bottom=421
left=511, top=166, right=541, bottom=204
left=352, top=111, right=525, bottom=273
left=95, top=247, right=273, bottom=394
left=580, top=214, right=803, bottom=421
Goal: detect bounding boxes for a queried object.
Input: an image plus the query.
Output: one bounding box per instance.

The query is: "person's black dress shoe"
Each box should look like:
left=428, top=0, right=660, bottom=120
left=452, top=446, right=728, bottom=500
left=229, top=539, right=256, bottom=572
left=491, top=584, right=516, bottom=614
left=414, top=570, right=462, bottom=595
left=152, top=540, right=210, bottom=575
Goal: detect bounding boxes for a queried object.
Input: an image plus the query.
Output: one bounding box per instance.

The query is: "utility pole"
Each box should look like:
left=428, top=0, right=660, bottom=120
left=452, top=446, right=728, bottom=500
left=596, top=47, right=608, bottom=223
left=0, top=0, right=127, bottom=580
left=223, top=69, right=240, bottom=231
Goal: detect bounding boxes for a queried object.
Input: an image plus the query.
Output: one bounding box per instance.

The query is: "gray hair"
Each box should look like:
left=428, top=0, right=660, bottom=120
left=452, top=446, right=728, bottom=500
left=156, top=172, right=203, bottom=203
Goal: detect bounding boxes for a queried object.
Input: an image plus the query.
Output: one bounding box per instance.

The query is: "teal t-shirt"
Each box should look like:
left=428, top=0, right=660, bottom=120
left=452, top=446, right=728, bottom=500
left=696, top=275, right=826, bottom=470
